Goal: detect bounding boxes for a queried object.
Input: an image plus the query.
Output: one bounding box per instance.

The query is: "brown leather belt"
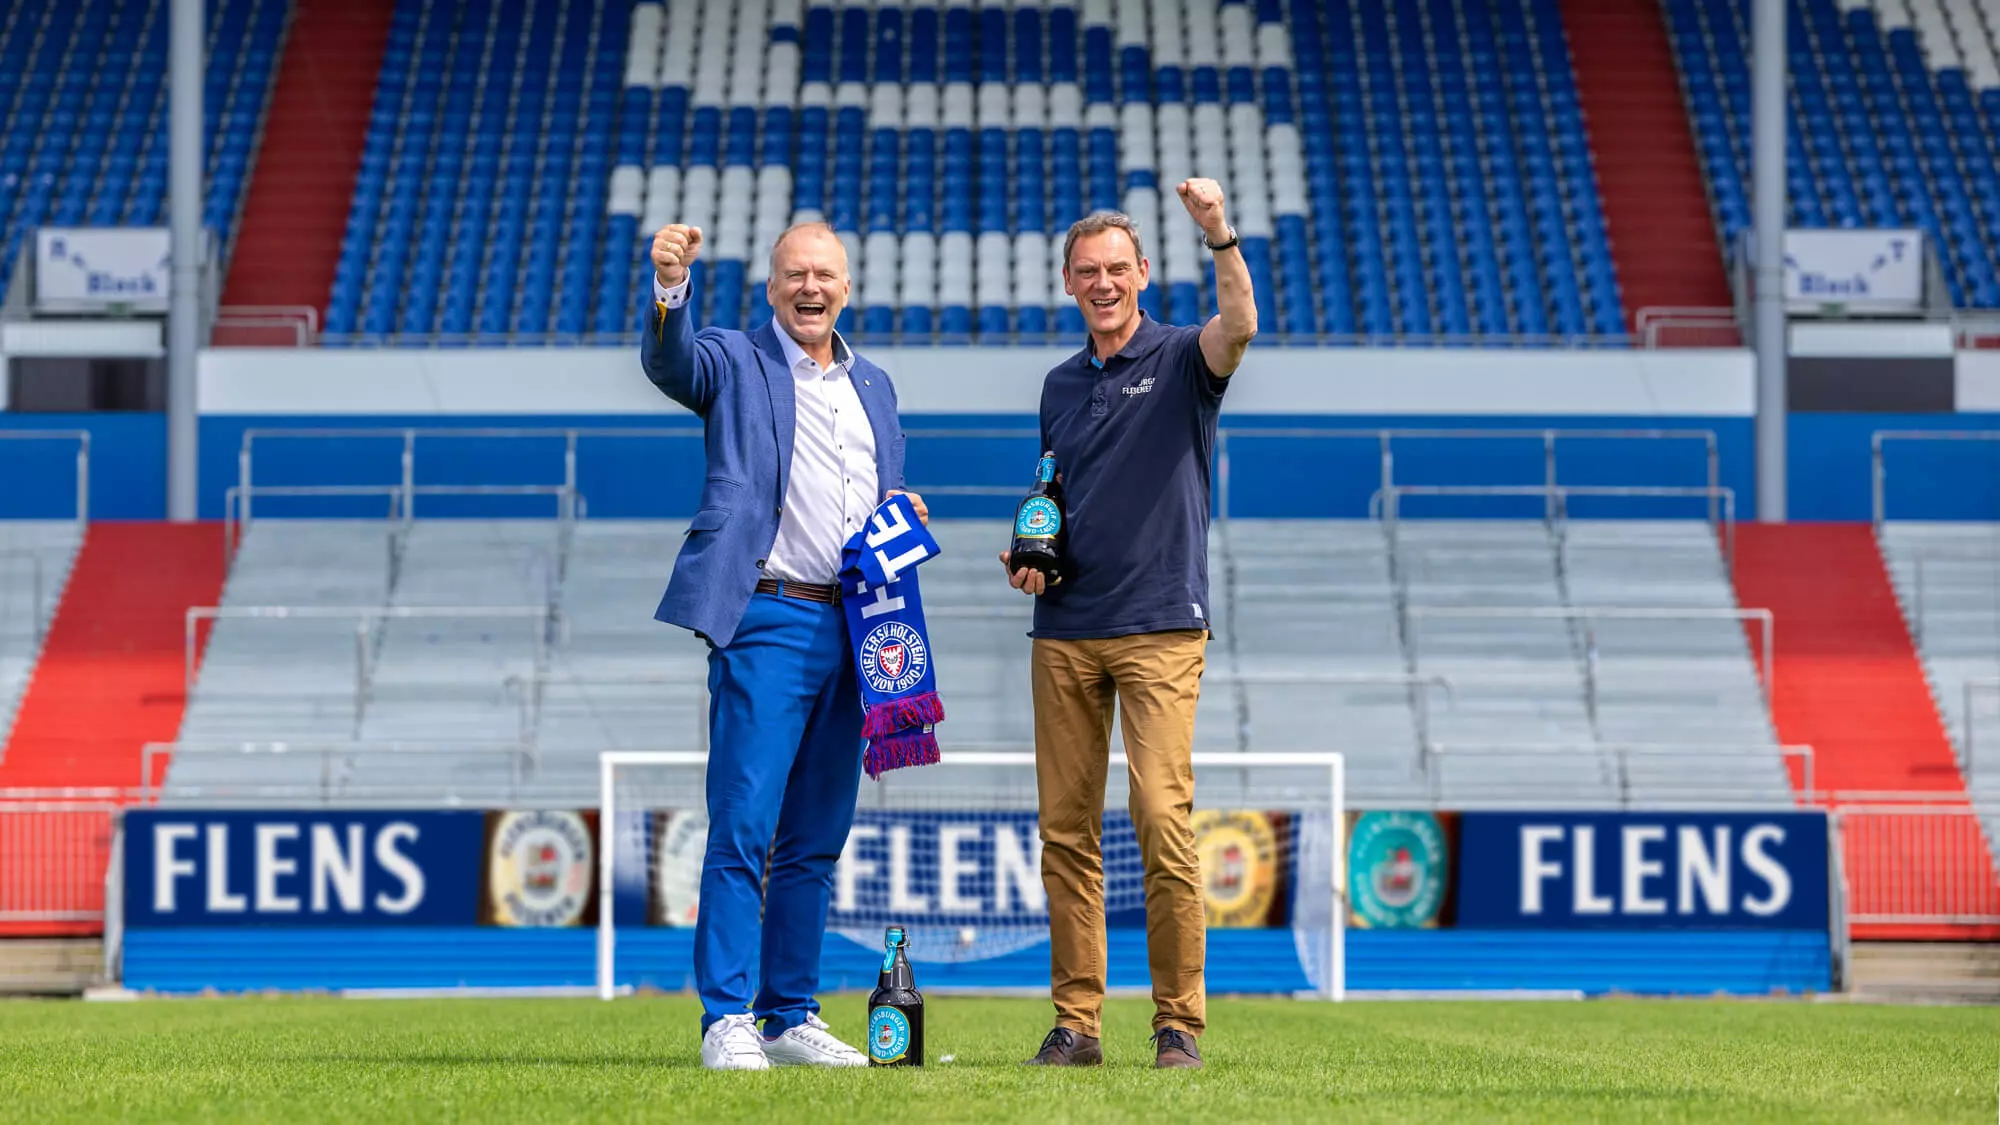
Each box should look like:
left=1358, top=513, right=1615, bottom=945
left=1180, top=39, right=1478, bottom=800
left=755, top=577, right=841, bottom=604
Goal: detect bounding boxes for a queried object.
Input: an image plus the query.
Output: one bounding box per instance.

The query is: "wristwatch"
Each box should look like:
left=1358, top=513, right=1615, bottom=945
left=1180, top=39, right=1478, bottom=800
left=1203, top=226, right=1239, bottom=252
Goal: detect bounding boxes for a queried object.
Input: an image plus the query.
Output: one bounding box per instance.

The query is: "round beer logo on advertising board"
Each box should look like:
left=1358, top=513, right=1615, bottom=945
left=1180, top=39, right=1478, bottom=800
left=489, top=810, right=593, bottom=927
left=1015, top=497, right=1060, bottom=538
left=869, top=1006, right=912, bottom=1063
left=1347, top=811, right=1447, bottom=929
left=653, top=809, right=706, bottom=927
left=1192, top=809, right=1278, bottom=927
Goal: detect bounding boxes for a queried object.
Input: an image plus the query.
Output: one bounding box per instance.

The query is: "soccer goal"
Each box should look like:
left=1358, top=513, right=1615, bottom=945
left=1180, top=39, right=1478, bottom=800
left=597, top=750, right=1345, bottom=1002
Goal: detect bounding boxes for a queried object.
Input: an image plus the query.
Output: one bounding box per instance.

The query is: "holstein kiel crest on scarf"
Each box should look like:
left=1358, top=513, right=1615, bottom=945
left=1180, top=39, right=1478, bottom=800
left=840, top=494, right=946, bottom=778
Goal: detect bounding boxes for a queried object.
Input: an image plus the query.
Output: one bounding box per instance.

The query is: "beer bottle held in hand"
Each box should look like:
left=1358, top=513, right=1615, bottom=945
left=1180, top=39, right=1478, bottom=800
left=1010, top=450, right=1064, bottom=580
left=867, top=926, right=924, bottom=1067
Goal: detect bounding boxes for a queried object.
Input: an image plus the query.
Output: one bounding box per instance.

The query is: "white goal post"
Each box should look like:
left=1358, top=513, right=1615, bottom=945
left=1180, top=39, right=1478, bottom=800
left=597, top=749, right=1346, bottom=1003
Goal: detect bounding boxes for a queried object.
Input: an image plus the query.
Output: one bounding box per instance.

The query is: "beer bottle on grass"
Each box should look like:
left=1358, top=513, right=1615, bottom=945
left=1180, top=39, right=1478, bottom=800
left=867, top=926, right=924, bottom=1067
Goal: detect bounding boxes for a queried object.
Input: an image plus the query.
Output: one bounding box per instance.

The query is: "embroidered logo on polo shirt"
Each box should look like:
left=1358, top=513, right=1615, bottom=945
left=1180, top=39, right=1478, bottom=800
left=1122, top=377, right=1156, bottom=397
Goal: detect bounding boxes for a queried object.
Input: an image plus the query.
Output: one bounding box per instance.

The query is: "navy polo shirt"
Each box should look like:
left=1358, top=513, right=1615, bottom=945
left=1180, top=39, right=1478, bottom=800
left=1032, top=312, right=1228, bottom=640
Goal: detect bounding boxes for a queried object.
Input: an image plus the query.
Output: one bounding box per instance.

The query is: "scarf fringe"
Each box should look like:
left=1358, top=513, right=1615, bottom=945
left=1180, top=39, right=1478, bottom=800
left=864, top=726, right=941, bottom=780
left=860, top=690, right=945, bottom=741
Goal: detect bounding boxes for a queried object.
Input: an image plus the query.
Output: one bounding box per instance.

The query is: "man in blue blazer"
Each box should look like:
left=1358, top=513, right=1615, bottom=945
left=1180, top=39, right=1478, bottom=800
left=641, top=220, right=925, bottom=1070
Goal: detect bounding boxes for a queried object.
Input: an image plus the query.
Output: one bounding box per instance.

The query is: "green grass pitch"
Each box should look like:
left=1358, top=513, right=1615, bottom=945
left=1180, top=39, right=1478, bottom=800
left=0, top=994, right=1994, bottom=1123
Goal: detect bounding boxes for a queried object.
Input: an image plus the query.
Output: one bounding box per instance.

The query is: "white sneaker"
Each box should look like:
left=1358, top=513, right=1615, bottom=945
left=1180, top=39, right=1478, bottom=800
left=701, top=1014, right=771, bottom=1071
left=759, top=1013, right=869, bottom=1067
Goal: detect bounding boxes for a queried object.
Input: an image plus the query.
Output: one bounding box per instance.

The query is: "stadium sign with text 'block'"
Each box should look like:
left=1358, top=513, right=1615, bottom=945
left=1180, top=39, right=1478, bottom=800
left=124, top=811, right=485, bottom=926
left=34, top=227, right=171, bottom=314
left=1781, top=229, right=1925, bottom=314
left=1455, top=812, right=1829, bottom=929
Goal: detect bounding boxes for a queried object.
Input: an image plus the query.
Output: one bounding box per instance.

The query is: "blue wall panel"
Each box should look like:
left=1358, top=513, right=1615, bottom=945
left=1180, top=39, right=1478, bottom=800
left=121, top=926, right=1832, bottom=997
left=13, top=408, right=2000, bottom=523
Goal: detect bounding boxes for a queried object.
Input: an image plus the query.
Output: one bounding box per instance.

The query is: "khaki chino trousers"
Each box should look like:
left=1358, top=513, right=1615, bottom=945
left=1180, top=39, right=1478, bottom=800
left=1031, top=629, right=1207, bottom=1038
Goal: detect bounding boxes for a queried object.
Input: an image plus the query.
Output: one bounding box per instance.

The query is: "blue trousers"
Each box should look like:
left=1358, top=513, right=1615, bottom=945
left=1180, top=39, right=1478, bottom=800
left=695, top=591, right=864, bottom=1034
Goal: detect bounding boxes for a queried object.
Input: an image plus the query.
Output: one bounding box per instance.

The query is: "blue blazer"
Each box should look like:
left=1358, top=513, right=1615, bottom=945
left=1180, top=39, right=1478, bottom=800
left=640, top=298, right=906, bottom=647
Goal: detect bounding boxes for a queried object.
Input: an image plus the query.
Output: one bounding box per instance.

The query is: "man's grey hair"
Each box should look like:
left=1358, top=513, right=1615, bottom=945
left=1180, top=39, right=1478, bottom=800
left=768, top=220, right=847, bottom=275
left=1061, top=211, right=1145, bottom=270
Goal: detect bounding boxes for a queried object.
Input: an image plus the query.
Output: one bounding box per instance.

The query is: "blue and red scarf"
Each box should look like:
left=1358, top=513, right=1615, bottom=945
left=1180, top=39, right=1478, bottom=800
left=841, top=494, right=945, bottom=778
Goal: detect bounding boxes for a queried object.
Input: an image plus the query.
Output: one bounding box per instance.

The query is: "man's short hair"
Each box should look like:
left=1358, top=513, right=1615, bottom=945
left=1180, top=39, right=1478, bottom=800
left=1062, top=211, right=1145, bottom=270
left=769, top=221, right=845, bottom=275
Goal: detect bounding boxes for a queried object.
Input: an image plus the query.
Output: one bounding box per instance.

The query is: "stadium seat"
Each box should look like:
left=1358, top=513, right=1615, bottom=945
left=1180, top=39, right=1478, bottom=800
left=0, top=0, right=284, bottom=297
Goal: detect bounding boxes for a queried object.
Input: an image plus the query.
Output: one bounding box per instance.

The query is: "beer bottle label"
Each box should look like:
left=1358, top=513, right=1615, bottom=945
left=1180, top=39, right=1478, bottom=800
left=868, top=1005, right=912, bottom=1064
left=1036, top=454, right=1056, bottom=484
left=1015, top=497, right=1060, bottom=539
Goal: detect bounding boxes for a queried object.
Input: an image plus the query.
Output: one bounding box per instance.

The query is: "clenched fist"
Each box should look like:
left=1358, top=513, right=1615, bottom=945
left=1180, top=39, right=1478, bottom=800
left=651, top=224, right=704, bottom=288
left=1177, top=178, right=1231, bottom=244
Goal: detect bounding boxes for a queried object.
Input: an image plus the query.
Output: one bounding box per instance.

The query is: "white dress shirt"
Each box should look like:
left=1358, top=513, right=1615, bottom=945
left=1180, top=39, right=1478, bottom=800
left=658, top=276, right=878, bottom=584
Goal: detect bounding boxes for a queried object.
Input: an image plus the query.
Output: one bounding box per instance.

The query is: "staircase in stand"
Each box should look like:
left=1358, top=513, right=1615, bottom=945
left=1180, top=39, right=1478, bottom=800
left=1732, top=523, right=1999, bottom=940
left=1561, top=0, right=1733, bottom=332
left=220, top=0, right=395, bottom=320
left=0, top=524, right=228, bottom=937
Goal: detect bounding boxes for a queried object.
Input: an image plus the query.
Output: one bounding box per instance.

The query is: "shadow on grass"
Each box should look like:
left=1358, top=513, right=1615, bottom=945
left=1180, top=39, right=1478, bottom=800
left=281, top=1053, right=696, bottom=1069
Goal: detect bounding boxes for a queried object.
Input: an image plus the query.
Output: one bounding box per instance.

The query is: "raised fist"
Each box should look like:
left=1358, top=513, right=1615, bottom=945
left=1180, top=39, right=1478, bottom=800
left=1176, top=178, right=1230, bottom=242
left=651, top=224, right=704, bottom=288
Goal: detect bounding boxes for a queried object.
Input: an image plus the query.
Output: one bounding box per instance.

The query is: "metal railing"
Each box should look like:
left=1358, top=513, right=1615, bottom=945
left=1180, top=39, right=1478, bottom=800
left=1403, top=605, right=1778, bottom=716
left=211, top=304, right=320, bottom=347
left=140, top=741, right=541, bottom=804
left=1959, top=678, right=2000, bottom=787
left=0, top=550, right=50, bottom=651
left=1215, top=427, right=1720, bottom=526
left=0, top=791, right=123, bottom=926
left=184, top=605, right=561, bottom=740
left=0, top=430, right=90, bottom=529
left=501, top=671, right=710, bottom=752
left=222, top=482, right=584, bottom=575
left=1371, top=484, right=1738, bottom=565
left=1896, top=546, right=2000, bottom=649
left=1870, top=429, right=2000, bottom=527
left=1837, top=799, right=2000, bottom=927
left=315, top=328, right=1634, bottom=350
left=1633, top=305, right=1745, bottom=348
left=232, top=425, right=1725, bottom=531
left=1423, top=742, right=1815, bottom=807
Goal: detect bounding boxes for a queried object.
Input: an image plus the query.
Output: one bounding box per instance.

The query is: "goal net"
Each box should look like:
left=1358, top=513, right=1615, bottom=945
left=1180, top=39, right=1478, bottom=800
left=597, top=750, right=1344, bottom=1001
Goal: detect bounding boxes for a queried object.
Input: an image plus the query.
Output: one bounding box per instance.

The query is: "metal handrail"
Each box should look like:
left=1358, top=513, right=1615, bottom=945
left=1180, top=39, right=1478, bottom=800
left=0, top=430, right=90, bottom=529
left=235, top=425, right=692, bottom=524
left=1424, top=742, right=1816, bottom=807
left=1403, top=604, right=1778, bottom=724
left=140, top=740, right=538, bottom=803
left=233, top=425, right=1723, bottom=532
left=1960, top=678, right=2000, bottom=787
left=1369, top=484, right=1739, bottom=567
left=1870, top=429, right=2000, bottom=526
left=183, top=605, right=561, bottom=740
left=0, top=550, right=48, bottom=651
left=1633, top=305, right=1742, bottom=348
left=222, top=482, right=582, bottom=566
left=1215, top=427, right=1721, bottom=526
left=500, top=672, right=710, bottom=753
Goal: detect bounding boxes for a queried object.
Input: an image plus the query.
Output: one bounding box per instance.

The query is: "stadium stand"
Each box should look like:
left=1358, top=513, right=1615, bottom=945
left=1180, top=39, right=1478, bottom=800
left=0, top=0, right=288, bottom=294
left=1665, top=0, right=2000, bottom=308
left=0, top=524, right=82, bottom=757
left=162, top=514, right=1786, bottom=808
left=1880, top=524, right=2000, bottom=842
left=321, top=0, right=1626, bottom=344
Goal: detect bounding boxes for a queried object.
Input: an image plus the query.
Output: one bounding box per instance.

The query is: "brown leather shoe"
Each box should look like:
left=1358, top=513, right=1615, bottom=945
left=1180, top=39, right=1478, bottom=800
left=1022, top=1026, right=1103, bottom=1066
left=1152, top=1028, right=1203, bottom=1069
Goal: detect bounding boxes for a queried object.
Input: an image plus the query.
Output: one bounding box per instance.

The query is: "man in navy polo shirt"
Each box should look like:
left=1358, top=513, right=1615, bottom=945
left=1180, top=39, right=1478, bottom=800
left=1002, top=179, right=1257, bottom=1071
